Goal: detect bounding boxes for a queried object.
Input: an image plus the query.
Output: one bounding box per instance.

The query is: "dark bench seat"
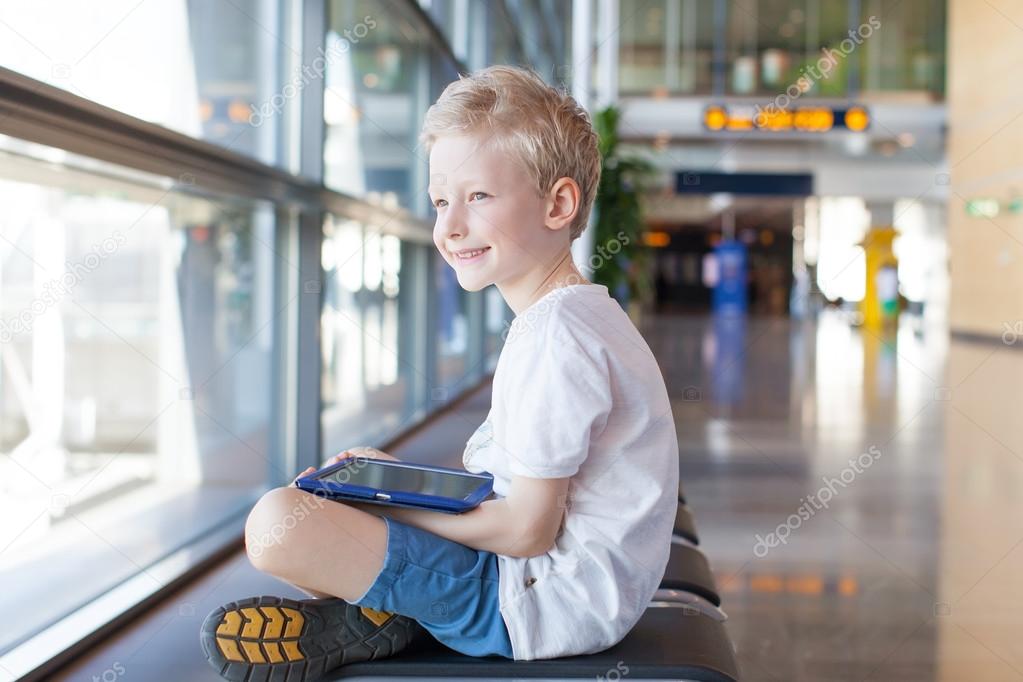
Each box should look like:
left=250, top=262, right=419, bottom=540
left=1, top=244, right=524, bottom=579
left=674, top=504, right=700, bottom=545
left=330, top=605, right=739, bottom=681
left=660, top=544, right=721, bottom=607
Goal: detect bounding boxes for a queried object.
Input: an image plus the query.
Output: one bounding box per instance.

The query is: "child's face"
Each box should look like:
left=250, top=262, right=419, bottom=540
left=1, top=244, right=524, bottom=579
left=428, top=134, right=557, bottom=293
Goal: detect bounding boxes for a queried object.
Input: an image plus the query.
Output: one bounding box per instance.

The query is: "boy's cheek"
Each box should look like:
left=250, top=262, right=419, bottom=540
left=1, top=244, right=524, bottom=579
left=433, top=242, right=452, bottom=266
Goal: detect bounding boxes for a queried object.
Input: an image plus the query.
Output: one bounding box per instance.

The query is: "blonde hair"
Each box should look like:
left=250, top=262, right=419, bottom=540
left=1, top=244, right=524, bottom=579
left=419, top=65, right=601, bottom=242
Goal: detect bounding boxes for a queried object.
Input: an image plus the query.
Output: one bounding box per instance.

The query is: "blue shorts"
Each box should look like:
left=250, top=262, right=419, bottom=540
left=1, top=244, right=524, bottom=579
left=351, top=516, right=514, bottom=659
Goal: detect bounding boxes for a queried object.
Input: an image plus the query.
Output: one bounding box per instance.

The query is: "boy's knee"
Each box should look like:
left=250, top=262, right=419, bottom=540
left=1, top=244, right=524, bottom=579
left=244, top=486, right=319, bottom=575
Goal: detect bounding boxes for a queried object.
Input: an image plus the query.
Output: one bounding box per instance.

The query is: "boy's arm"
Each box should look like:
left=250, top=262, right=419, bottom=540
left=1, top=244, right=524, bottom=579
left=384, top=475, right=570, bottom=558
left=306, top=448, right=569, bottom=557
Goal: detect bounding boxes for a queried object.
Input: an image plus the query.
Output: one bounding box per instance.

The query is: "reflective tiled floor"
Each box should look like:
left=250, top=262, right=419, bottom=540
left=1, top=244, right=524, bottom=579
left=57, top=311, right=1023, bottom=681
left=647, top=311, right=1023, bottom=681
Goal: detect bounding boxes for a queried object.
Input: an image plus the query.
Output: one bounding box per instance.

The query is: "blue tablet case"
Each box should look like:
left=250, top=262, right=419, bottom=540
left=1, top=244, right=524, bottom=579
left=295, top=457, right=494, bottom=514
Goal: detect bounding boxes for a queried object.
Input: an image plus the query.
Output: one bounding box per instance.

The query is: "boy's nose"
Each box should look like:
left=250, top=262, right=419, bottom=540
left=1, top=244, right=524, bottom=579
left=438, top=204, right=466, bottom=240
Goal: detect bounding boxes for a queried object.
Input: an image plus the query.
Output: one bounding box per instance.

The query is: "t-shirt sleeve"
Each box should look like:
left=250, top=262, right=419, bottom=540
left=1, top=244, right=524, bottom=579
left=500, top=328, right=613, bottom=479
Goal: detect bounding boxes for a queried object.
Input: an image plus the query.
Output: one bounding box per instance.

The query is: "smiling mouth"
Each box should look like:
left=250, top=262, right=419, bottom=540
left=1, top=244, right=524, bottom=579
left=453, top=247, right=491, bottom=263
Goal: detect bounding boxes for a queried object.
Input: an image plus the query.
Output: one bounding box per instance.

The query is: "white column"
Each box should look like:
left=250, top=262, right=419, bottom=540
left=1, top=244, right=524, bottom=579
left=571, top=0, right=595, bottom=275
left=595, top=0, right=620, bottom=109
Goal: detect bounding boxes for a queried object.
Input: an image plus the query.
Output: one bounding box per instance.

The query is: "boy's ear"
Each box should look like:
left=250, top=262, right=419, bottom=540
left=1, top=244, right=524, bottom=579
left=544, top=177, right=581, bottom=233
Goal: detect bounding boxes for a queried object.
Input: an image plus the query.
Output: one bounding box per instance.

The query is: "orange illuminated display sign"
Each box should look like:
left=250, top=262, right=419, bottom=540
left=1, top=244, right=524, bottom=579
left=642, top=231, right=671, bottom=247
left=703, top=105, right=869, bottom=133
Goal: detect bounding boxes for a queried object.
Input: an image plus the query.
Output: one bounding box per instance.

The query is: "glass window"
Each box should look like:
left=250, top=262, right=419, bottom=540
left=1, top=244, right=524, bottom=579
left=720, top=0, right=944, bottom=98
left=672, top=0, right=717, bottom=95
left=484, top=285, right=509, bottom=372
left=324, top=0, right=436, bottom=214
left=725, top=0, right=792, bottom=95
left=860, top=0, right=945, bottom=97
left=619, top=1, right=668, bottom=94
left=420, top=0, right=460, bottom=57
left=433, top=251, right=470, bottom=392
left=485, top=5, right=529, bottom=69
left=750, top=0, right=857, bottom=98
left=615, top=1, right=947, bottom=99
left=0, top=135, right=280, bottom=655
left=320, top=216, right=426, bottom=456
left=0, top=0, right=297, bottom=169
left=619, top=0, right=717, bottom=96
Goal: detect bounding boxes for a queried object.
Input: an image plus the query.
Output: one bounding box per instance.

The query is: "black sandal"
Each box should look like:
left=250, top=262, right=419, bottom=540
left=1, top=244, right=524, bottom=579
left=200, top=595, right=425, bottom=681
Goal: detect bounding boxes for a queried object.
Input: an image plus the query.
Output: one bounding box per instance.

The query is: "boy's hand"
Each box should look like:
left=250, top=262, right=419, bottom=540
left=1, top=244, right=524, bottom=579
left=325, top=446, right=399, bottom=465
left=290, top=447, right=399, bottom=488
left=291, top=467, right=316, bottom=487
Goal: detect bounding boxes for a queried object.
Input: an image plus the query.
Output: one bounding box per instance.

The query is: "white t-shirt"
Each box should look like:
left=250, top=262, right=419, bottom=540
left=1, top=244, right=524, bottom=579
left=462, top=282, right=679, bottom=660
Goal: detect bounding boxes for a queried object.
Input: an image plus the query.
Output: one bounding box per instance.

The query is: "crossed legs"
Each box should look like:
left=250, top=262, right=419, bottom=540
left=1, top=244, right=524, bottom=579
left=244, top=486, right=388, bottom=602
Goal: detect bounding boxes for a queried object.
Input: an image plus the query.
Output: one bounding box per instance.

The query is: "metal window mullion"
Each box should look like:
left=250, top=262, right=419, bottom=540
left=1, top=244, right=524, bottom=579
left=847, top=0, right=862, bottom=96
left=595, top=0, right=619, bottom=108
left=0, top=66, right=432, bottom=244
left=400, top=0, right=469, bottom=75
left=411, top=48, right=431, bottom=218
left=271, top=205, right=301, bottom=484
left=665, top=0, right=681, bottom=92
left=806, top=0, right=819, bottom=93
left=295, top=209, right=325, bottom=471
left=712, top=0, right=727, bottom=96
left=299, top=0, right=327, bottom=181
left=422, top=247, right=439, bottom=408
left=452, top=0, right=470, bottom=63
left=472, top=2, right=491, bottom=70
left=466, top=289, right=484, bottom=385
left=681, top=0, right=697, bottom=93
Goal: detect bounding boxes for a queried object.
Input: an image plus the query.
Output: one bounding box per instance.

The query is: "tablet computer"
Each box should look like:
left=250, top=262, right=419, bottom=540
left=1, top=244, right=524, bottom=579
left=295, top=457, right=494, bottom=514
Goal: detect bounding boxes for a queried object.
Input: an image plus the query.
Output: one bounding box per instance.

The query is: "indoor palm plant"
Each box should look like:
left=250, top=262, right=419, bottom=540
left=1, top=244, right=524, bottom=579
left=591, top=105, right=656, bottom=322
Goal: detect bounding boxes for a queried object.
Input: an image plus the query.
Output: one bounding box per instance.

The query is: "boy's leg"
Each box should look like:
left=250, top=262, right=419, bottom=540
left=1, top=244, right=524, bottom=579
left=348, top=515, right=514, bottom=660
left=201, top=487, right=425, bottom=681
left=242, top=486, right=387, bottom=601
left=240, top=489, right=512, bottom=659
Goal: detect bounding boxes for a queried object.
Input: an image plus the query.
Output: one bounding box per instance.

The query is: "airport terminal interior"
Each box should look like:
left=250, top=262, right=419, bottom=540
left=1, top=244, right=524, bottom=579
left=1, top=1, right=1022, bottom=680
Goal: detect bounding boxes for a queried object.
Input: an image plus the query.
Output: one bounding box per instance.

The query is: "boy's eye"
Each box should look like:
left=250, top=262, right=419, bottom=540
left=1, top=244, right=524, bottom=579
left=433, top=199, right=447, bottom=208
left=469, top=191, right=488, bottom=201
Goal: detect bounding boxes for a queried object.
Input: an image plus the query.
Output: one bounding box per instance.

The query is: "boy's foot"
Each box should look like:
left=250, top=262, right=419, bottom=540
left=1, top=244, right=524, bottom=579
left=200, top=595, right=425, bottom=681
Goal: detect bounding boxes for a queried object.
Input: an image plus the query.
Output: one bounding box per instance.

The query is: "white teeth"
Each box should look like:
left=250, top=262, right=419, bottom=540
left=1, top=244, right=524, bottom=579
left=457, top=248, right=488, bottom=259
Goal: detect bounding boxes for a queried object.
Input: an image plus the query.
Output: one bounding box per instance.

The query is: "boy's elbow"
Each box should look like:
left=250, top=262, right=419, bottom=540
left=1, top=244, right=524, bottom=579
left=503, top=538, right=551, bottom=559
left=504, top=519, right=559, bottom=558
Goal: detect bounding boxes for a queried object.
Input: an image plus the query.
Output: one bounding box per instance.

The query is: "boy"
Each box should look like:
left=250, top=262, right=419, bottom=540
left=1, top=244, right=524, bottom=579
left=201, top=65, right=679, bottom=681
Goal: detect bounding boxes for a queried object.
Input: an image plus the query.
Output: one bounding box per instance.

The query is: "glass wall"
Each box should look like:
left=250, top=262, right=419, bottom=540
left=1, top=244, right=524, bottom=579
left=0, top=136, right=279, bottom=654
left=484, top=285, right=510, bottom=372
left=324, top=0, right=436, bottom=215
left=860, top=0, right=946, bottom=95
left=320, top=216, right=427, bottom=454
left=0, top=0, right=549, bottom=670
left=619, top=0, right=716, bottom=96
left=0, top=0, right=298, bottom=170
left=725, top=0, right=852, bottom=96
left=422, top=0, right=571, bottom=81
left=434, top=249, right=472, bottom=391
left=318, top=0, right=513, bottom=464
left=617, top=0, right=946, bottom=98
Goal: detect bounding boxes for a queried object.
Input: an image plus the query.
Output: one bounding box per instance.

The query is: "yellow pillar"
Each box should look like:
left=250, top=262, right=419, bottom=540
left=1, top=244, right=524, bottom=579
left=859, top=203, right=899, bottom=330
